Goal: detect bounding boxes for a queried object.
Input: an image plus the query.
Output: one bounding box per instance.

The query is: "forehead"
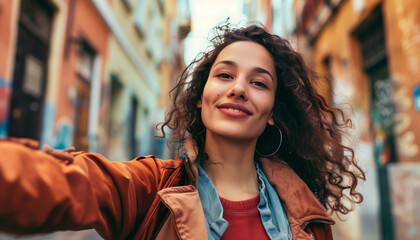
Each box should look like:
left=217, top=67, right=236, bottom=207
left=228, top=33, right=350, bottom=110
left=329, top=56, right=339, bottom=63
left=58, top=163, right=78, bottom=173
left=214, top=41, right=275, bottom=73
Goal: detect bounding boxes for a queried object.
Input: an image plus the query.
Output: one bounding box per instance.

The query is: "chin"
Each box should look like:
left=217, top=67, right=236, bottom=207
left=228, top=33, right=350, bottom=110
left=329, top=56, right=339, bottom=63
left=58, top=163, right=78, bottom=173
left=209, top=128, right=260, bottom=142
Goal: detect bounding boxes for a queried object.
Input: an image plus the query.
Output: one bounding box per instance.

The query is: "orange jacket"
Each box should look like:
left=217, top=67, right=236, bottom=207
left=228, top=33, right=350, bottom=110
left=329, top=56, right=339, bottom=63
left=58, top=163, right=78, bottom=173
left=0, top=139, right=334, bottom=239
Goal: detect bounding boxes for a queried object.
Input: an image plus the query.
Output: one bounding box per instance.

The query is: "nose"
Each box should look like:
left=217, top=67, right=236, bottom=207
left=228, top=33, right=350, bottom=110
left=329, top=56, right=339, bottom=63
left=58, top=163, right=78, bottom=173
left=227, top=78, right=248, bottom=100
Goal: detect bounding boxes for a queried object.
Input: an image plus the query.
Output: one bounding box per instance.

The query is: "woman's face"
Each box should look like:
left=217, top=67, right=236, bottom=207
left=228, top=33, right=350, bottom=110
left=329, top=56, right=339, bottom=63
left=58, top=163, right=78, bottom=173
left=198, top=41, right=277, bottom=141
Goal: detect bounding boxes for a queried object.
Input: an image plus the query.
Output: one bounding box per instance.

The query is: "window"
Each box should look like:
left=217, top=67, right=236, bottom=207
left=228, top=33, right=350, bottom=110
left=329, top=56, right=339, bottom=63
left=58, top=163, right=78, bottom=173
left=107, top=74, right=123, bottom=137
left=122, top=0, right=133, bottom=12
left=134, top=0, right=147, bottom=38
left=145, top=14, right=163, bottom=62
left=128, top=96, right=139, bottom=158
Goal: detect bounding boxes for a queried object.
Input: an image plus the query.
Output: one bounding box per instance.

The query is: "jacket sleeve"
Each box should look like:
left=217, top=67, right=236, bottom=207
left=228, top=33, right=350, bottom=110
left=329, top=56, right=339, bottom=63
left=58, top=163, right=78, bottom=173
left=0, top=139, right=165, bottom=239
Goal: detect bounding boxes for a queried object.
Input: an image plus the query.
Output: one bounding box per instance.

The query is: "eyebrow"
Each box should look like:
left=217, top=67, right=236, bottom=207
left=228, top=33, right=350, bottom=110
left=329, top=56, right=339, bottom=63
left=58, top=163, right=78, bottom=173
left=214, top=60, right=274, bottom=82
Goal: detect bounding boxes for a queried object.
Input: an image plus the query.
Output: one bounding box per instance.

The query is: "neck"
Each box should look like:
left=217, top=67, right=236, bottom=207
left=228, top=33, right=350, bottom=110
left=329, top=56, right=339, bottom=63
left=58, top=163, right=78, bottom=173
left=202, top=131, right=259, bottom=201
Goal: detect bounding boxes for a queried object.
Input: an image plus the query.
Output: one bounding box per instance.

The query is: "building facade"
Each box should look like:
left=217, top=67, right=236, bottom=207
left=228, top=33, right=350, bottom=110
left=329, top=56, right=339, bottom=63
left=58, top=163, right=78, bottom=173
left=101, top=0, right=190, bottom=162
left=0, top=0, right=111, bottom=152
left=99, top=0, right=162, bottom=162
left=294, top=0, right=420, bottom=239
left=0, top=0, right=190, bottom=159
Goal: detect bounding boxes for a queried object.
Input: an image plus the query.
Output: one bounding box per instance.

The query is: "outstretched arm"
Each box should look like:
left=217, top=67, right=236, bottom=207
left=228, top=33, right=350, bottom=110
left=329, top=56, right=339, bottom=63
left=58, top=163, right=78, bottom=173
left=0, top=139, right=165, bottom=239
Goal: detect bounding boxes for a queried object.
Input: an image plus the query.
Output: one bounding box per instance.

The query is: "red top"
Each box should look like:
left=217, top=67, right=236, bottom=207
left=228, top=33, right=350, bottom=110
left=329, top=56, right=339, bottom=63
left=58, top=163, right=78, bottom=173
left=219, top=194, right=270, bottom=240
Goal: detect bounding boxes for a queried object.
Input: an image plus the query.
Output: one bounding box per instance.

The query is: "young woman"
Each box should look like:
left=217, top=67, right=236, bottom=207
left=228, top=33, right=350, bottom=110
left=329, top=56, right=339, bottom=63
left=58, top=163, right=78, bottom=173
left=0, top=24, right=365, bottom=240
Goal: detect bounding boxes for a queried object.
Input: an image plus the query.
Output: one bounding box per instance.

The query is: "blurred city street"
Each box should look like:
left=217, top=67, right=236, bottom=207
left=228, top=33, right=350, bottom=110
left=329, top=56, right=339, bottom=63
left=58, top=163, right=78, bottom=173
left=0, top=0, right=419, bottom=239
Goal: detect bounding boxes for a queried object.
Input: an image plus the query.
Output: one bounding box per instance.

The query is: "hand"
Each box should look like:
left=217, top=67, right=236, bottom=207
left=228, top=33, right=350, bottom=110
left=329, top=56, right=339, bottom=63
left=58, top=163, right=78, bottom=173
left=42, top=145, right=76, bottom=164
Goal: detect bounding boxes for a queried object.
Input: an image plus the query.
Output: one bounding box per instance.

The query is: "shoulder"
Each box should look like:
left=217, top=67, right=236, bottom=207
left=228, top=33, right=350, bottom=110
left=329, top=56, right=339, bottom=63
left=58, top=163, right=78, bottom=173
left=134, top=155, right=183, bottom=168
left=128, top=155, right=184, bottom=171
left=69, top=151, right=183, bottom=172
left=69, top=153, right=187, bottom=194
left=121, top=155, right=186, bottom=184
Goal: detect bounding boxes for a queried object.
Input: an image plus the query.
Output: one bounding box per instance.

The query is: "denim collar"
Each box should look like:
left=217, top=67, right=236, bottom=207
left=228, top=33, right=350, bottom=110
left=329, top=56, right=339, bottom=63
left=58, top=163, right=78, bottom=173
left=196, top=162, right=291, bottom=240
left=196, top=164, right=228, bottom=239
left=256, top=162, right=292, bottom=240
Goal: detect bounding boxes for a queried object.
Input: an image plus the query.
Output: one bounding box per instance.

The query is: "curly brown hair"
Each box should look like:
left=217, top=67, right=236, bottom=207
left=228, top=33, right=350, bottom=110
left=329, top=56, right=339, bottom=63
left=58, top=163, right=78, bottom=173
left=159, top=24, right=365, bottom=215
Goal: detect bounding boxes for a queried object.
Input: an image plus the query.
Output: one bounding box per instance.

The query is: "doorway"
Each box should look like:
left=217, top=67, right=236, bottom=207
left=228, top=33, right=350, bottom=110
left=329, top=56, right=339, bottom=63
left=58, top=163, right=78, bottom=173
left=8, top=0, right=54, bottom=140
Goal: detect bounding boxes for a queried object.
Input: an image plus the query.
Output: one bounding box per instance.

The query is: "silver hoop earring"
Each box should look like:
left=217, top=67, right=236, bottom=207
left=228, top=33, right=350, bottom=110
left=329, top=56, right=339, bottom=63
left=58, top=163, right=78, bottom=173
left=255, top=124, right=283, bottom=157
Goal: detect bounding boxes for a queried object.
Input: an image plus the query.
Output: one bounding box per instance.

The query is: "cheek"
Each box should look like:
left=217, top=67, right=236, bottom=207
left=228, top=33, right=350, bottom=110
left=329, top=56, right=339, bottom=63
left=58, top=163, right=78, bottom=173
left=201, top=83, right=221, bottom=105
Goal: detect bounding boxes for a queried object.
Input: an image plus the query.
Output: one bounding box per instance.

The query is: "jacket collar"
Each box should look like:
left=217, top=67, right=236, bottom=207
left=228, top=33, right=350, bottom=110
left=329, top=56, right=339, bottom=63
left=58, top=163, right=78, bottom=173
left=157, top=186, right=208, bottom=240
left=259, top=158, right=334, bottom=232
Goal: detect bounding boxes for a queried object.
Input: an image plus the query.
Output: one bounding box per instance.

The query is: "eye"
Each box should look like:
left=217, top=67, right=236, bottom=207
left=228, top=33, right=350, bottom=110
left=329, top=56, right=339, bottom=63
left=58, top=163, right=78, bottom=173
left=216, top=73, right=233, bottom=79
left=251, top=81, right=267, bottom=88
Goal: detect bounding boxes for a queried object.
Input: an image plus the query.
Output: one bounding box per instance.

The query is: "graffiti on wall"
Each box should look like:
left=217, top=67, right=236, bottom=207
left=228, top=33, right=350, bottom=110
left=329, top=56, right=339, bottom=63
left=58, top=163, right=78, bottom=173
left=41, top=102, right=74, bottom=150
left=371, top=79, right=395, bottom=165
left=369, top=76, right=419, bottom=162
left=396, top=1, right=420, bottom=75
left=373, top=79, right=394, bottom=128
left=0, top=77, right=11, bottom=137
left=393, top=78, right=419, bottom=158
left=391, top=1, right=420, bottom=159
left=54, top=118, right=73, bottom=150
left=415, top=85, right=420, bottom=111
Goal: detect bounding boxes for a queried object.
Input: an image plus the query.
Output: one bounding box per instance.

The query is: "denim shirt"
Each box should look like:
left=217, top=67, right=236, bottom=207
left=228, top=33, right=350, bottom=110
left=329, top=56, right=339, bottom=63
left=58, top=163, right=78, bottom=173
left=196, top=163, right=292, bottom=240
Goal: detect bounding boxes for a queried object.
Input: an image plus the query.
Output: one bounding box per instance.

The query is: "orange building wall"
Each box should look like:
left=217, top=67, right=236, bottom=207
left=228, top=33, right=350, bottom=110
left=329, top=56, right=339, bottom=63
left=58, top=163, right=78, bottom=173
left=383, top=0, right=420, bottom=162
left=313, top=0, right=420, bottom=162
left=56, top=0, right=110, bottom=132
left=0, top=0, right=18, bottom=80
left=0, top=0, right=19, bottom=135
left=314, top=0, right=370, bottom=109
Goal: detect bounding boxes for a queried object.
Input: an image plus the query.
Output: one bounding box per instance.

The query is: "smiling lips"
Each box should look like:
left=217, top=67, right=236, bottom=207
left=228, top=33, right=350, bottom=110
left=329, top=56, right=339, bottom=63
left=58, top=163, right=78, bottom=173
left=217, top=103, right=252, bottom=117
